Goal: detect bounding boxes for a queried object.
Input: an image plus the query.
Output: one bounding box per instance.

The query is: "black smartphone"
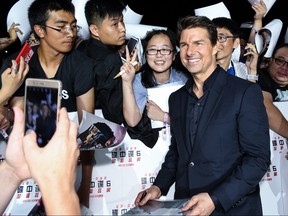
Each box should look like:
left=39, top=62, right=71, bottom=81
left=121, top=36, right=139, bottom=62
left=24, top=78, right=62, bottom=147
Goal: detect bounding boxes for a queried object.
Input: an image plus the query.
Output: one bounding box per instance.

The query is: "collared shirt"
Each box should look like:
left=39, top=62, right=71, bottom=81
left=185, top=66, right=219, bottom=150
left=133, top=67, right=188, bottom=113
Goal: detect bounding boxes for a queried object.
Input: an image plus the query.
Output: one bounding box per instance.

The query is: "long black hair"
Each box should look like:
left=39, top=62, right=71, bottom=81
left=140, top=29, right=178, bottom=88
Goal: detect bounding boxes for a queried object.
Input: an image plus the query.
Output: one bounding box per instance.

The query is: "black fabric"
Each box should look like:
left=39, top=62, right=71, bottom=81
left=77, top=38, right=124, bottom=124
left=125, top=107, right=161, bottom=149
left=77, top=38, right=161, bottom=148
left=0, top=46, right=95, bottom=113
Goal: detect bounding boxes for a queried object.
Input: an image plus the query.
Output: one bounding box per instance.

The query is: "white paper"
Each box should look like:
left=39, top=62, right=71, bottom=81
left=123, top=5, right=143, bottom=24
left=194, top=2, right=231, bottom=19
left=6, top=0, right=35, bottom=44
left=147, top=83, right=184, bottom=129
left=125, top=23, right=167, bottom=40
left=255, top=19, right=283, bottom=58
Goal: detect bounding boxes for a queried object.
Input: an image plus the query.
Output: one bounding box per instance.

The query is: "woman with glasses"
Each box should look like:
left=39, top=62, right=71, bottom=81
left=121, top=29, right=188, bottom=148
left=257, top=43, right=288, bottom=139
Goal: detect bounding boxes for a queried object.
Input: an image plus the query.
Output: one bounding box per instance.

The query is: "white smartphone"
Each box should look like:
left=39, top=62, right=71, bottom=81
left=24, top=78, right=62, bottom=147
left=121, top=36, right=139, bottom=62
left=248, top=0, right=260, bottom=4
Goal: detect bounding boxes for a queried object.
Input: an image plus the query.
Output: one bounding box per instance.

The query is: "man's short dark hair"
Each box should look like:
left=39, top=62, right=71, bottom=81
left=28, top=0, right=75, bottom=39
left=84, top=0, right=126, bottom=26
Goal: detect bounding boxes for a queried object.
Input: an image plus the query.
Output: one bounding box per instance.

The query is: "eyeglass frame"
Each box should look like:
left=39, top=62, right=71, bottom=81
left=146, top=49, right=174, bottom=55
left=217, top=34, right=239, bottom=43
left=274, top=57, right=288, bottom=68
left=42, top=25, right=82, bottom=34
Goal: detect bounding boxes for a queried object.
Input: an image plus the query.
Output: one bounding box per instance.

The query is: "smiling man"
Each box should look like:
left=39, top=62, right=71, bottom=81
left=133, top=15, right=270, bottom=215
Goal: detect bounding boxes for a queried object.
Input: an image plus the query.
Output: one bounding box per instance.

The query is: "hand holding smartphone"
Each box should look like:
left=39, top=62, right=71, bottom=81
left=12, top=42, right=34, bottom=73
left=24, top=78, right=62, bottom=147
left=121, top=36, right=139, bottom=62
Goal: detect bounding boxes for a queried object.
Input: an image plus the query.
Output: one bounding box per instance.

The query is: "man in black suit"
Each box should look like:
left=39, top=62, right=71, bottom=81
left=134, top=15, right=270, bottom=215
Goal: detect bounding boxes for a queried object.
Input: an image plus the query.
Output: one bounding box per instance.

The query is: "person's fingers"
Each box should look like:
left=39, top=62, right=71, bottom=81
left=9, top=107, right=25, bottom=146
left=23, top=129, right=38, bottom=157
left=18, top=57, right=29, bottom=78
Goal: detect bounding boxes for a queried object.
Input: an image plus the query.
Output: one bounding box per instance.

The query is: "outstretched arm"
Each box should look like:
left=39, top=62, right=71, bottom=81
left=262, top=91, right=288, bottom=138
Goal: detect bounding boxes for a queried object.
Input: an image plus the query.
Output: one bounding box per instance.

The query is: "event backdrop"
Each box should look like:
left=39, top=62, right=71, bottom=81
left=1, top=102, right=287, bottom=215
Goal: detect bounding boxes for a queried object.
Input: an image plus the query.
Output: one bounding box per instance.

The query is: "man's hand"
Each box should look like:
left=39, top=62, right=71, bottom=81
left=180, top=192, right=215, bottom=216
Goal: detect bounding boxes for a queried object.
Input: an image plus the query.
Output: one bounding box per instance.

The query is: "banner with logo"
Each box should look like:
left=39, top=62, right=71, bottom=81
left=1, top=103, right=288, bottom=215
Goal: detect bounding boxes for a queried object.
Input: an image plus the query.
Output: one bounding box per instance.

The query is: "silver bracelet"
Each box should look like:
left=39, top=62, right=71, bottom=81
left=247, top=74, right=259, bottom=81
left=163, top=112, right=169, bottom=125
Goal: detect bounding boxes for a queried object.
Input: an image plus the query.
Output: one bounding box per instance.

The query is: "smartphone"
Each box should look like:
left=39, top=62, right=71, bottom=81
left=12, top=42, right=34, bottom=72
left=24, top=78, right=62, bottom=147
left=121, top=36, right=139, bottom=62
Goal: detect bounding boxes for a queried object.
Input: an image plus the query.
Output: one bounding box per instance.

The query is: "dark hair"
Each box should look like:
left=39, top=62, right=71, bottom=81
left=272, top=43, right=288, bottom=57
left=94, top=122, right=114, bottom=146
left=212, top=17, right=240, bottom=38
left=84, top=0, right=125, bottom=26
left=176, top=15, right=218, bottom=47
left=28, top=0, right=75, bottom=40
left=141, top=29, right=178, bottom=88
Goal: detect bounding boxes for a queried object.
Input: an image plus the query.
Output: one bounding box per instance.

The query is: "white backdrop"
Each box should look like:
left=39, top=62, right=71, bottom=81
left=1, top=103, right=288, bottom=215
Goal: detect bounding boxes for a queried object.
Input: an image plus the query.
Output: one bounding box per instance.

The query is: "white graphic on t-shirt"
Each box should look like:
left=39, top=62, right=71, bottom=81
left=62, top=89, right=69, bottom=100
left=275, top=89, right=288, bottom=101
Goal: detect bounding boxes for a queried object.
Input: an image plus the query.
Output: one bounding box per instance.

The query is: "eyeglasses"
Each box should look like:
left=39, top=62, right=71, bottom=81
left=217, top=34, right=238, bottom=43
left=146, top=49, right=174, bottom=55
left=274, top=57, right=288, bottom=68
left=43, top=25, right=82, bottom=34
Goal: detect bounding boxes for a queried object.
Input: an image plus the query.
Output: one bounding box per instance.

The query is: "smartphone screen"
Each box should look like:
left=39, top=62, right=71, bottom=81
left=121, top=36, right=139, bottom=62
left=24, top=78, right=62, bottom=147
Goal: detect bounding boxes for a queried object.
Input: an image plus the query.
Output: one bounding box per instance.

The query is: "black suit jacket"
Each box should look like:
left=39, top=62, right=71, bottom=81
left=153, top=66, right=270, bottom=215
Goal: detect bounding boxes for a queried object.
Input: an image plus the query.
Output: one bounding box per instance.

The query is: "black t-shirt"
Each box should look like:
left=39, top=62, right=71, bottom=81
left=0, top=46, right=94, bottom=112
left=258, top=70, right=288, bottom=102
left=77, top=38, right=124, bottom=124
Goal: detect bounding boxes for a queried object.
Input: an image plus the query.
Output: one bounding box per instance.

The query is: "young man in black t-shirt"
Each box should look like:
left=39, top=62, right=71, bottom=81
left=77, top=0, right=127, bottom=125
left=0, top=0, right=95, bottom=209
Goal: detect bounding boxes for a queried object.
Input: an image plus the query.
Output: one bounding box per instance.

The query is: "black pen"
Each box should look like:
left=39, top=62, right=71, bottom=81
left=140, top=190, right=147, bottom=202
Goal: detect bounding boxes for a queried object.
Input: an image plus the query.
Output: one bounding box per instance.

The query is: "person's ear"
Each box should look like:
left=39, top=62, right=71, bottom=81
left=89, top=24, right=100, bottom=38
left=34, top=25, right=45, bottom=39
left=233, top=38, right=240, bottom=49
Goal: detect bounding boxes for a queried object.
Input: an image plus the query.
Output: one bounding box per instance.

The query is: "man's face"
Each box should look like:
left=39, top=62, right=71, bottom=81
left=179, top=27, right=218, bottom=77
left=216, top=28, right=239, bottom=62
left=269, top=47, right=288, bottom=87
left=38, top=10, right=77, bottom=53
left=93, top=15, right=126, bottom=46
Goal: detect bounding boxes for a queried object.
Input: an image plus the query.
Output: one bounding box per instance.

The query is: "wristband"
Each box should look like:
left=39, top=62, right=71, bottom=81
left=163, top=112, right=169, bottom=125
left=247, top=74, right=259, bottom=81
